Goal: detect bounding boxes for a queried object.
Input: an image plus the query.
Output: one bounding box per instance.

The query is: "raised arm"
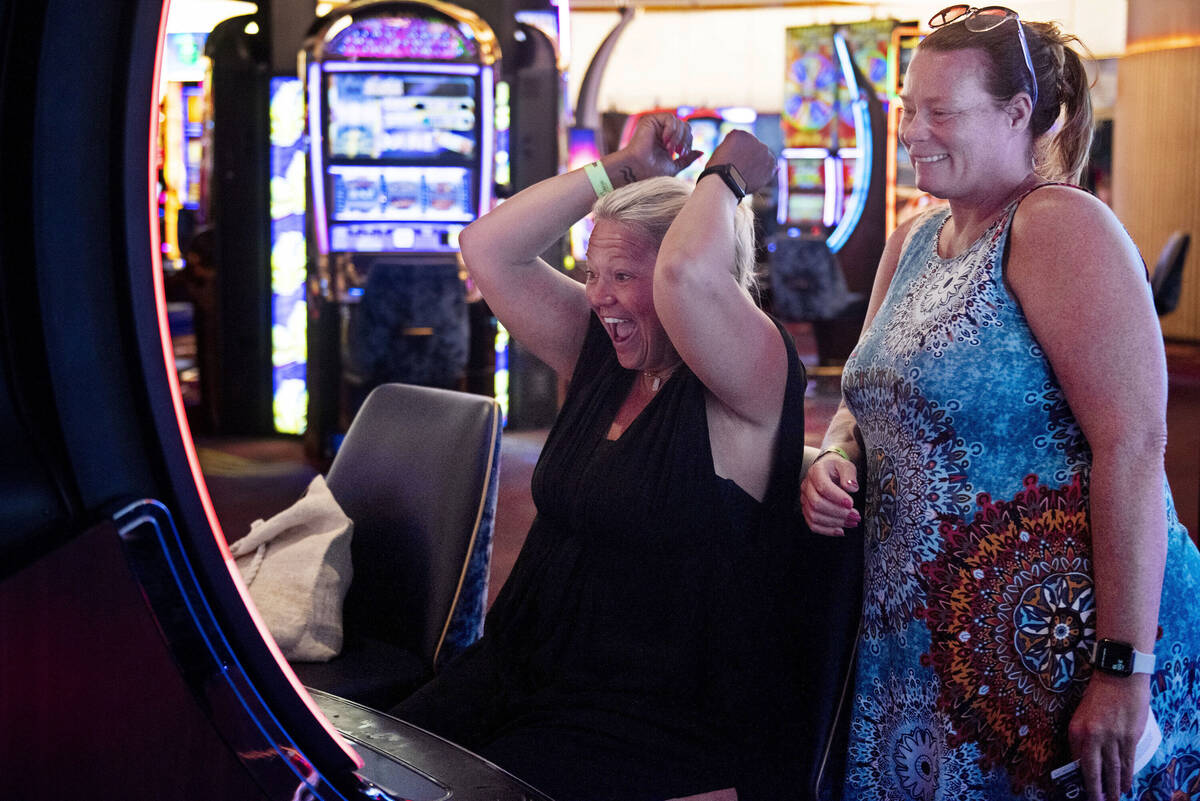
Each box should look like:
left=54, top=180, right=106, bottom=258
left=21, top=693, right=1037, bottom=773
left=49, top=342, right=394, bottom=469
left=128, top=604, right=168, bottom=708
left=1007, top=187, right=1167, bottom=801
left=652, top=131, right=783, bottom=425
left=459, top=113, right=699, bottom=377
left=799, top=215, right=917, bottom=536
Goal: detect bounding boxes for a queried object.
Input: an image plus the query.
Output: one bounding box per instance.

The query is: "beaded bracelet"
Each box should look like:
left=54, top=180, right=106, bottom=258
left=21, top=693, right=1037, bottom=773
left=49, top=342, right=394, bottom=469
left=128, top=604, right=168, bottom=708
left=583, top=160, right=614, bottom=198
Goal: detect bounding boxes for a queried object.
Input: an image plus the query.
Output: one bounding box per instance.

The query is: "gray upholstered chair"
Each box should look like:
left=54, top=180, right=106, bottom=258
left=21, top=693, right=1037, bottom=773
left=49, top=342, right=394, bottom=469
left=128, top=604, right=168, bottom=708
left=1152, top=231, right=1191, bottom=317
left=291, top=383, right=502, bottom=710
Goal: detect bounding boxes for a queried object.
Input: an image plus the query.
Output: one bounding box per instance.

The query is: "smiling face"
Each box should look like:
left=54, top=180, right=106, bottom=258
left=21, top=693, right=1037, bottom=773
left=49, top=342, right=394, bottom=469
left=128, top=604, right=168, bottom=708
left=584, top=219, right=678, bottom=373
left=899, top=48, right=1027, bottom=202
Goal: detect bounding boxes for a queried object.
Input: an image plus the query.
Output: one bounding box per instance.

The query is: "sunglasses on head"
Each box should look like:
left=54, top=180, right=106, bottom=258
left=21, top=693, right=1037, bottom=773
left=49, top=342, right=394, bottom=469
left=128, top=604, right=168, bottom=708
left=929, top=4, right=1039, bottom=109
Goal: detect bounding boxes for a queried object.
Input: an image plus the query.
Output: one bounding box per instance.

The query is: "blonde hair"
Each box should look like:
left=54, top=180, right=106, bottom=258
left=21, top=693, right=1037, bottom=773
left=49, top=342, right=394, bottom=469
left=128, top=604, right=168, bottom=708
left=592, top=176, right=760, bottom=296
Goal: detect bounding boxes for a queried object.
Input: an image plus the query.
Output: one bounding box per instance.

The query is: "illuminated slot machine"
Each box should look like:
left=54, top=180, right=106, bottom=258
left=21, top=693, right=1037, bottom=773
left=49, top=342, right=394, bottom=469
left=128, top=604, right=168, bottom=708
left=773, top=22, right=891, bottom=366
left=782, top=154, right=830, bottom=235
left=303, top=0, right=501, bottom=459
left=157, top=32, right=209, bottom=415
left=886, top=25, right=927, bottom=234
left=674, top=108, right=721, bottom=182
left=778, top=22, right=892, bottom=253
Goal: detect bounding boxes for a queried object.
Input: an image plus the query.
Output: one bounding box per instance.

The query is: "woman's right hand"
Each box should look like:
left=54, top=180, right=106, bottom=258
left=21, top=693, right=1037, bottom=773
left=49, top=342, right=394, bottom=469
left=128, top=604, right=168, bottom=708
left=800, top=452, right=861, bottom=537
left=620, top=111, right=703, bottom=181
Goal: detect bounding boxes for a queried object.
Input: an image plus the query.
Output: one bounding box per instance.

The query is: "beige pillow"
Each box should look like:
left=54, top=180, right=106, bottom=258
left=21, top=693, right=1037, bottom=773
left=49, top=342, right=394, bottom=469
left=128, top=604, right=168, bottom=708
left=229, top=475, right=353, bottom=662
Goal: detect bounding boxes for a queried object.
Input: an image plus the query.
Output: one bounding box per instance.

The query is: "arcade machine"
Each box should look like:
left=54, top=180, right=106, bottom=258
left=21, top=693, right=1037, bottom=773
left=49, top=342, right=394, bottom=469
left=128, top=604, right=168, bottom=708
left=159, top=32, right=208, bottom=271
left=302, top=0, right=501, bottom=460
left=158, top=32, right=209, bottom=411
left=885, top=25, right=926, bottom=234
left=773, top=21, right=890, bottom=367
left=269, top=72, right=311, bottom=436
left=0, top=1, right=557, bottom=798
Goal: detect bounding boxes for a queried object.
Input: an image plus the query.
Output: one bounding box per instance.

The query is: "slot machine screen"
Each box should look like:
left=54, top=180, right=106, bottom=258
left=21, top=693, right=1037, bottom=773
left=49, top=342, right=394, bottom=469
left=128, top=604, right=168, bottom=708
left=842, top=157, right=859, bottom=195
left=680, top=117, right=721, bottom=182
left=789, top=159, right=825, bottom=191
left=326, top=71, right=477, bottom=162
left=788, top=193, right=827, bottom=224
left=329, top=164, right=473, bottom=222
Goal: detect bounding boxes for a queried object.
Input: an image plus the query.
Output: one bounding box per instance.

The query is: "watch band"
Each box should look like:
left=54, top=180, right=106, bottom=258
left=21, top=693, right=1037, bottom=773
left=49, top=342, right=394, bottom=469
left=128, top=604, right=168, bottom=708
left=697, top=163, right=747, bottom=200
left=1130, top=649, right=1157, bottom=674
left=1091, top=638, right=1156, bottom=677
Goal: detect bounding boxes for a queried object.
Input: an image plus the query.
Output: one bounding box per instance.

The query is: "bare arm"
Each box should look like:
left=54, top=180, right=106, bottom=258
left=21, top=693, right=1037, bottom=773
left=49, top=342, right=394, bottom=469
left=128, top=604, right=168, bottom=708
left=800, top=215, right=918, bottom=536
left=459, top=116, right=699, bottom=377
left=653, top=131, right=784, bottom=427
left=1008, top=187, right=1166, bottom=801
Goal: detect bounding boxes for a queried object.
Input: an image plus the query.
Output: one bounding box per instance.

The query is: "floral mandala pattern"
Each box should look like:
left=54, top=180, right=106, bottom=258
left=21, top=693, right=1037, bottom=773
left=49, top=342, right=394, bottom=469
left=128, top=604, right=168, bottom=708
left=1145, top=644, right=1200, bottom=782
left=879, top=216, right=1007, bottom=364
left=848, top=670, right=989, bottom=801
left=838, top=197, right=1200, bottom=801
left=919, top=474, right=1092, bottom=793
left=844, top=367, right=973, bottom=644
left=1138, top=752, right=1200, bottom=801
left=1026, top=377, right=1091, bottom=484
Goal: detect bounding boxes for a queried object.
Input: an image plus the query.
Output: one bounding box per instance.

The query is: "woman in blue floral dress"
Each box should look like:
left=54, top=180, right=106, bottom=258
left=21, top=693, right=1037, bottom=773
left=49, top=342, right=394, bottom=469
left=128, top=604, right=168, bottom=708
left=801, top=7, right=1200, bottom=801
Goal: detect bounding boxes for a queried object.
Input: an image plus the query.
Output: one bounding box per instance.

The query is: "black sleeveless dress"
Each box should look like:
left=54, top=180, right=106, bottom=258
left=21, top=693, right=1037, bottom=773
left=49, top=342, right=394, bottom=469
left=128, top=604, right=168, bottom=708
left=395, top=313, right=809, bottom=801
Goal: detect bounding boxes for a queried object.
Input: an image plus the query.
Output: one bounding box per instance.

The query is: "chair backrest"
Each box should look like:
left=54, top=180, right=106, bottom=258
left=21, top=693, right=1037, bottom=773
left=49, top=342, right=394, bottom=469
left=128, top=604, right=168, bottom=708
left=766, top=233, right=857, bottom=322
left=1152, top=231, right=1191, bottom=316
left=324, top=382, right=502, bottom=668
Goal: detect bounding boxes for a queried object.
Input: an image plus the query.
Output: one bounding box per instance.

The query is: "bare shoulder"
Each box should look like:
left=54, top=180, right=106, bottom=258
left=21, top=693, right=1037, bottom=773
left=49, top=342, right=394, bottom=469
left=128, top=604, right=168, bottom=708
left=888, top=212, right=923, bottom=252
left=1015, top=184, right=1115, bottom=228
left=877, top=213, right=923, bottom=280
left=1009, top=185, right=1143, bottom=282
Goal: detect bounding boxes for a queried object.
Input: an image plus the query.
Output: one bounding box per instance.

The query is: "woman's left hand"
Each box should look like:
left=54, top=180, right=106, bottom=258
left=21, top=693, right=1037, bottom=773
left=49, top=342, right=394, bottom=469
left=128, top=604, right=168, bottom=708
left=1068, top=672, right=1151, bottom=801
left=705, top=129, right=777, bottom=195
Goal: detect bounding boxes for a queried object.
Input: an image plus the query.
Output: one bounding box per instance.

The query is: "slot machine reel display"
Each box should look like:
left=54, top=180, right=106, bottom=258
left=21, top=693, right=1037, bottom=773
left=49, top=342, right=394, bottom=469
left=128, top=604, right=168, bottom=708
left=303, top=0, right=500, bottom=459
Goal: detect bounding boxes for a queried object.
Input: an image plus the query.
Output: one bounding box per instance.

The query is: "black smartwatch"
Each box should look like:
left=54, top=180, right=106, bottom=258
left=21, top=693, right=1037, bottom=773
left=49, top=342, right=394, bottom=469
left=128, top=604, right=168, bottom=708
left=697, top=163, right=748, bottom=200
left=1091, top=638, right=1156, bottom=677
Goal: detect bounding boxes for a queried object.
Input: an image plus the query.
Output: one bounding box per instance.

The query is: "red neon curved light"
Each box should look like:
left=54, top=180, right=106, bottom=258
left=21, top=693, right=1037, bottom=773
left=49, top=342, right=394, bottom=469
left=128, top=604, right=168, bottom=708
left=146, top=0, right=361, bottom=769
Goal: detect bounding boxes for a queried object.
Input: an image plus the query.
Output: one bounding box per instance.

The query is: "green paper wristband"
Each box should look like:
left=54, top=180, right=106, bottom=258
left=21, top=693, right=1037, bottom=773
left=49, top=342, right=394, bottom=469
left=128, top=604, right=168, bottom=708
left=817, top=446, right=851, bottom=462
left=583, top=160, right=614, bottom=198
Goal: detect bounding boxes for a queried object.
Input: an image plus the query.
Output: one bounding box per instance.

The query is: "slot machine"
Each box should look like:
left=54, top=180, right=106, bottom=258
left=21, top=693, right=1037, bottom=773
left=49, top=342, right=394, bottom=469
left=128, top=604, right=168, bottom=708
left=778, top=21, right=890, bottom=257
left=158, top=32, right=209, bottom=412
left=773, top=22, right=890, bottom=367
left=0, top=1, right=555, bottom=797
left=303, top=0, right=501, bottom=459
left=886, top=25, right=927, bottom=234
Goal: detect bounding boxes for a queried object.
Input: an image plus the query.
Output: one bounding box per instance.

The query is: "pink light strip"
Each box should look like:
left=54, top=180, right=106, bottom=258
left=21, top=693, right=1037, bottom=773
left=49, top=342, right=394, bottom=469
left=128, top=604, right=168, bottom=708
left=150, top=4, right=359, bottom=769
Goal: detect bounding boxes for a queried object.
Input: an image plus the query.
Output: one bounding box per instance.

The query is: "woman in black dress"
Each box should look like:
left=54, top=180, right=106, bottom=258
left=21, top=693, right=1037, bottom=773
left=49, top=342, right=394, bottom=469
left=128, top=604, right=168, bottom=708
left=392, top=112, right=809, bottom=801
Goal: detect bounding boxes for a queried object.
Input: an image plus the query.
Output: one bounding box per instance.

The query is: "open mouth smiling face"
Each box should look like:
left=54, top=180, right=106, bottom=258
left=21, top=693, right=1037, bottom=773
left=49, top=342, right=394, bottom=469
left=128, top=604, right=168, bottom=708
left=584, top=219, right=677, bottom=373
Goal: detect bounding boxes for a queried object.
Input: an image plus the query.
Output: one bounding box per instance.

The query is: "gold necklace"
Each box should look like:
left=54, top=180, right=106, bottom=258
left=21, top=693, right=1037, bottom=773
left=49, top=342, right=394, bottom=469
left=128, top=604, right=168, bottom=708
left=641, top=363, right=680, bottom=393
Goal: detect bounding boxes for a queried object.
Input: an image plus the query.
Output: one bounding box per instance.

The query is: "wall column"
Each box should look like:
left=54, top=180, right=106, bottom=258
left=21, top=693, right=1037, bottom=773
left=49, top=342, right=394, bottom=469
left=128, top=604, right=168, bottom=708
left=1114, top=0, right=1200, bottom=340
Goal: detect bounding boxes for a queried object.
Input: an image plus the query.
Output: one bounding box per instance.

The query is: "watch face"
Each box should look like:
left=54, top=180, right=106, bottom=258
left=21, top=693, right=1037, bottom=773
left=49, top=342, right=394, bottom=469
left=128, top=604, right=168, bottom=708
left=701, top=164, right=746, bottom=199
left=726, top=164, right=747, bottom=194
left=1094, top=639, right=1135, bottom=676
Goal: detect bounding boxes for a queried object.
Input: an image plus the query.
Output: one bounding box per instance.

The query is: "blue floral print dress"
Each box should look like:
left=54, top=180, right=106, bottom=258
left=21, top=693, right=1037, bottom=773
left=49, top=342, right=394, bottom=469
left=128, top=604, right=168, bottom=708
left=837, top=194, right=1200, bottom=801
